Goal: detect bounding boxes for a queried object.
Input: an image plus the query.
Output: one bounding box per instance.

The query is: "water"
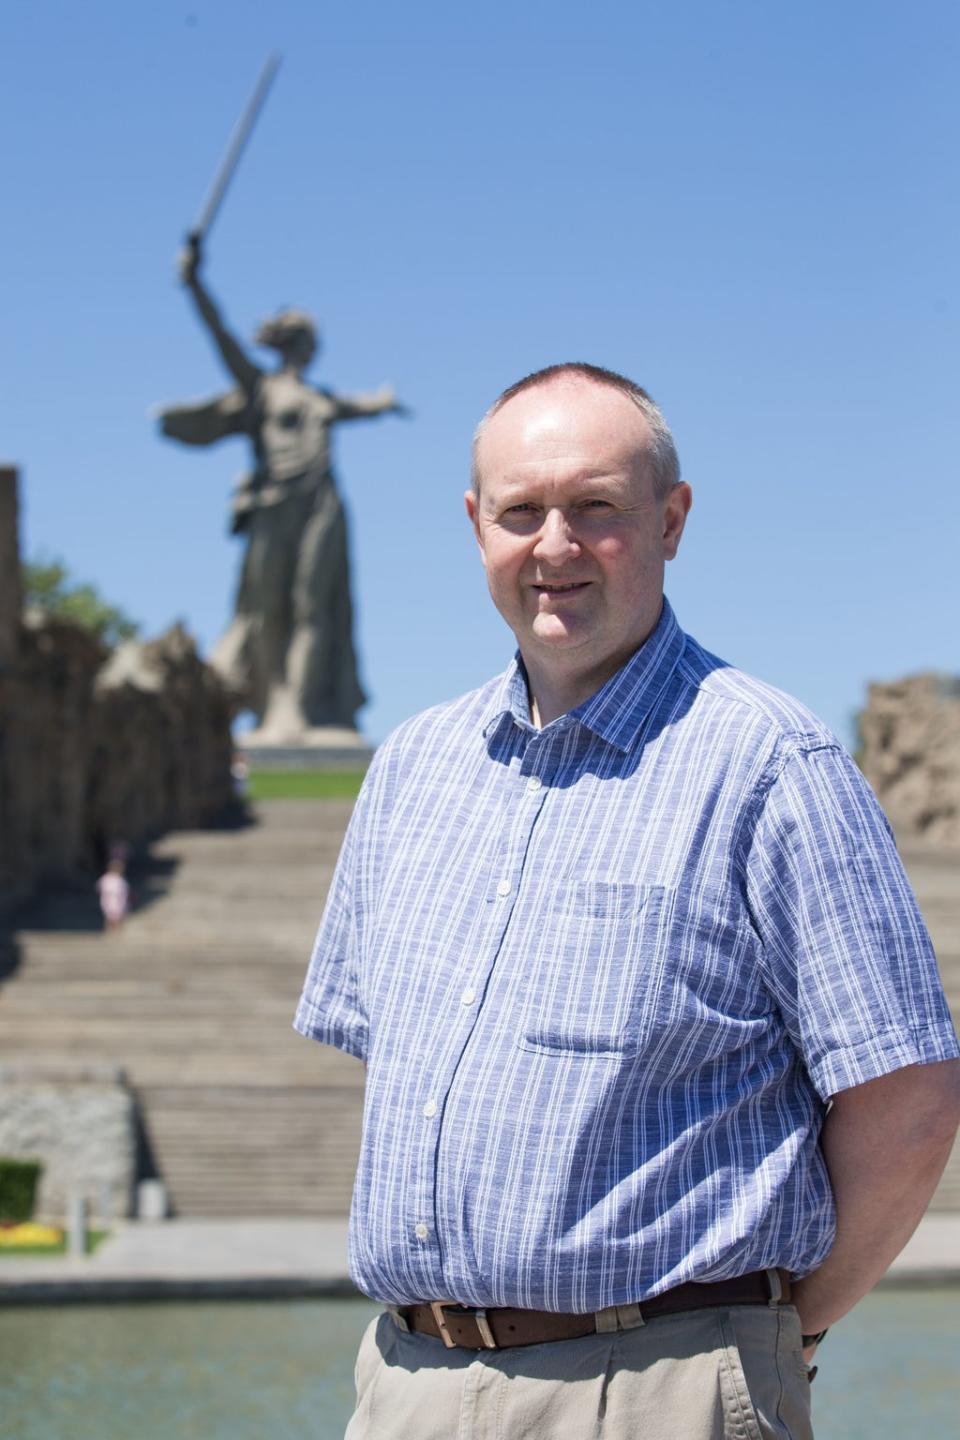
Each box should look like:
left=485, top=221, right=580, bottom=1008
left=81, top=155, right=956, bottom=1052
left=805, top=1288, right=959, bottom=1439
left=0, top=1298, right=378, bottom=1440
left=0, top=1290, right=956, bottom=1439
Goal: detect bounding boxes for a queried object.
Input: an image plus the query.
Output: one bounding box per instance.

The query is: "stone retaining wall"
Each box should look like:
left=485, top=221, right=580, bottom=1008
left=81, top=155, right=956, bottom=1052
left=0, top=1066, right=135, bottom=1222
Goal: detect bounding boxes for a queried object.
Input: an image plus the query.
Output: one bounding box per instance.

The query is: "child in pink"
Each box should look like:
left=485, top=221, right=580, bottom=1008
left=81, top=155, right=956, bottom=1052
left=96, top=860, right=130, bottom=931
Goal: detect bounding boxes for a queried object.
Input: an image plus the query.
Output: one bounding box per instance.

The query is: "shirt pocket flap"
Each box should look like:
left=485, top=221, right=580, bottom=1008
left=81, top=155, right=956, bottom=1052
left=517, top=882, right=667, bottom=1055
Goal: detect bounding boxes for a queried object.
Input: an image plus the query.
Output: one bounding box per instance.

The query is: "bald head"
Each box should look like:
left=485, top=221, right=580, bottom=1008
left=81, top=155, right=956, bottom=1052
left=471, top=362, right=680, bottom=500
left=474, top=376, right=659, bottom=518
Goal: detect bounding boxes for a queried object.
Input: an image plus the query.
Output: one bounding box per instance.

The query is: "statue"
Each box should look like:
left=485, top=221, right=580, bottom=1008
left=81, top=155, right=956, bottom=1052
left=157, top=237, right=407, bottom=739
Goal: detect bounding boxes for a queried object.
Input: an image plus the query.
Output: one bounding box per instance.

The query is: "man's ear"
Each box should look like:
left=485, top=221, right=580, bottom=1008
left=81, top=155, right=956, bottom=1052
left=465, top=489, right=486, bottom=562
left=662, top=482, right=692, bottom=561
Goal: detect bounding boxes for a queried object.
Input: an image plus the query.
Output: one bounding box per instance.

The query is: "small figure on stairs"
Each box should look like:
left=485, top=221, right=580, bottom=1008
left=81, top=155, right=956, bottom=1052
left=96, top=858, right=130, bottom=933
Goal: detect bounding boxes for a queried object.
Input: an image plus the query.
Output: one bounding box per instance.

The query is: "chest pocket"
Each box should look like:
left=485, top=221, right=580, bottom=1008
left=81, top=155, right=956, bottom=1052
left=517, top=882, right=668, bottom=1056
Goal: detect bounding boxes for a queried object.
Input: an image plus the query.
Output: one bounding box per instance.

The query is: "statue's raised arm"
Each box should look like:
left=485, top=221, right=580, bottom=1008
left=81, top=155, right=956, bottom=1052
left=157, top=54, right=276, bottom=451
left=178, top=235, right=261, bottom=394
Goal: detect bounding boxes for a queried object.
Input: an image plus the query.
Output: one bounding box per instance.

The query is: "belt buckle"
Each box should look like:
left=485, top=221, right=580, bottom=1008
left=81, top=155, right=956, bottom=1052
left=429, top=1300, right=497, bottom=1349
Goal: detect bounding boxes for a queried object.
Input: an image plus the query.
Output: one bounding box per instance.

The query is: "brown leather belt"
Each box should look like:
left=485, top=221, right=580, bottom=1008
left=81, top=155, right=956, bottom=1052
left=402, top=1270, right=791, bottom=1350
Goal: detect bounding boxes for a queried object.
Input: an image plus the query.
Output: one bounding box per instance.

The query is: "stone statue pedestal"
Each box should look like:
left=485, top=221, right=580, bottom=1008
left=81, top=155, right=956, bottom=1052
left=237, top=726, right=373, bottom=771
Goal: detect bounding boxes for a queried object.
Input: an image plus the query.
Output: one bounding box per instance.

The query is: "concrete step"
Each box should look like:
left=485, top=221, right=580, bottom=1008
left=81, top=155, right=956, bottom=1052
left=0, top=993, right=308, bottom=1015
left=137, top=1082, right=362, bottom=1216
left=0, top=1043, right=359, bottom=1086
left=11, top=958, right=314, bottom=979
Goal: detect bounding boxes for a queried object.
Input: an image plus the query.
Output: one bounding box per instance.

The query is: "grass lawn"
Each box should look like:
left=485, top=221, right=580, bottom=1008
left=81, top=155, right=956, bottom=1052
left=247, top=769, right=365, bottom=801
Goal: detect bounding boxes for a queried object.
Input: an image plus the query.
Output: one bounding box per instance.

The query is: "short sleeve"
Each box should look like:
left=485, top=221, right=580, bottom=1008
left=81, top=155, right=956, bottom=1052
left=293, top=781, right=371, bottom=1062
left=745, top=743, right=959, bottom=1100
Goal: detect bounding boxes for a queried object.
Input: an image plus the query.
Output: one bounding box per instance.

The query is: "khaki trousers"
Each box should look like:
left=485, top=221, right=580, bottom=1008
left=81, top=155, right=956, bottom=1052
left=344, top=1303, right=814, bottom=1440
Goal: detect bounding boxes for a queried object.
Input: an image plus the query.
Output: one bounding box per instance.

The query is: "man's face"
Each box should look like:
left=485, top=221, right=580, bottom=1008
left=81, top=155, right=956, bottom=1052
left=466, top=379, right=691, bottom=694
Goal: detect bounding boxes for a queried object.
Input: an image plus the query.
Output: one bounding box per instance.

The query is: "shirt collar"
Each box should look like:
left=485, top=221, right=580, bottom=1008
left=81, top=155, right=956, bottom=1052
left=481, top=598, right=686, bottom=752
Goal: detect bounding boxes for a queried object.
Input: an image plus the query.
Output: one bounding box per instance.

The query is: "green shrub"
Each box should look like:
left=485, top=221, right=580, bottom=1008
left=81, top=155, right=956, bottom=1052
left=0, top=1158, right=43, bottom=1222
left=22, top=558, right=139, bottom=647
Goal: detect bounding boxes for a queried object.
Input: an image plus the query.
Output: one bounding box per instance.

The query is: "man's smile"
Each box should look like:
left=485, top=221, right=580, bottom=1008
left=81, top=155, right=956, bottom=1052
left=532, top=581, right=591, bottom=594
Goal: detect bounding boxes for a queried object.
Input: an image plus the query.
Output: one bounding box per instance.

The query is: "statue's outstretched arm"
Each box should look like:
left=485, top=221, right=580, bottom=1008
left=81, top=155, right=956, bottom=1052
left=179, top=240, right=261, bottom=394
left=333, top=382, right=411, bottom=420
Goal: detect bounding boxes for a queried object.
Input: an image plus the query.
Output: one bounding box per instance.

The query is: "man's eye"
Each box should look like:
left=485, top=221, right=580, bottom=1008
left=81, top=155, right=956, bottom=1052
left=504, top=503, right=536, bottom=515
left=582, top=499, right=613, bottom=510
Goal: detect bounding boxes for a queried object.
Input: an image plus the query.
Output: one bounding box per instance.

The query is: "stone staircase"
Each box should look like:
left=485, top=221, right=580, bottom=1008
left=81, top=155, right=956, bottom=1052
left=0, top=808, right=957, bottom=1216
left=0, top=800, right=364, bottom=1216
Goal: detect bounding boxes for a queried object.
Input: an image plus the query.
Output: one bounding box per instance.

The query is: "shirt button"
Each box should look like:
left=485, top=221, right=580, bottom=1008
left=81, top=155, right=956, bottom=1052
left=527, top=776, right=542, bottom=791
left=414, top=1222, right=429, bottom=1240
left=496, top=879, right=511, bottom=897
left=423, top=1099, right=437, bottom=1118
left=460, top=987, right=476, bottom=1005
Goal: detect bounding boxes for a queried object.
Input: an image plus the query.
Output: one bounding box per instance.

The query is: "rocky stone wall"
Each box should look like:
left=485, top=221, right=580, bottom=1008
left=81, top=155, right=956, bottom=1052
left=0, top=467, right=234, bottom=911
left=90, top=624, right=234, bottom=844
left=1, top=620, right=105, bottom=902
left=860, top=674, right=960, bottom=848
left=0, top=1064, right=135, bottom=1222
left=0, top=466, right=20, bottom=669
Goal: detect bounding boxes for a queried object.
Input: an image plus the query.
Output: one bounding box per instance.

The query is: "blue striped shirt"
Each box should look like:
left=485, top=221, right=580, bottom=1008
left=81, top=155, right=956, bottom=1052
left=295, top=599, right=959, bottom=1311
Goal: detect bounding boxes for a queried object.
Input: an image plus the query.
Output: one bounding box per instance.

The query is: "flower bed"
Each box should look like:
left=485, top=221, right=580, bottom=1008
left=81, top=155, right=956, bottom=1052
left=0, top=1222, right=108, bottom=1255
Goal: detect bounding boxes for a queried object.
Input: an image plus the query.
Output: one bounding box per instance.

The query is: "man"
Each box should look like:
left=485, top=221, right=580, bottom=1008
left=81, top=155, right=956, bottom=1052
left=296, top=364, right=960, bottom=1439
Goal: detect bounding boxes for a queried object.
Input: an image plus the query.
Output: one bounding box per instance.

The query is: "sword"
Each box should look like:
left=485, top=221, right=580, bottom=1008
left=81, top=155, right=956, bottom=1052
left=186, top=51, right=282, bottom=257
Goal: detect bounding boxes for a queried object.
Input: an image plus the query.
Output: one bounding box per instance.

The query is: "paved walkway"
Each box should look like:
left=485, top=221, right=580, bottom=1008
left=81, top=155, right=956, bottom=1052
left=0, top=1218, right=352, bottom=1302
left=1, top=1212, right=957, bottom=1304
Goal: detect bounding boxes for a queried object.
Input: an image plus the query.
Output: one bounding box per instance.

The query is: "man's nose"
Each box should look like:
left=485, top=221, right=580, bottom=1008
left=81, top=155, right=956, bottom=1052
left=533, top=508, right=580, bottom=564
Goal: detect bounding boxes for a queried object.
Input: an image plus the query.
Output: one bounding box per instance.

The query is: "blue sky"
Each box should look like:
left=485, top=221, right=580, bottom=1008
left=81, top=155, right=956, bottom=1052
left=3, top=0, right=957, bottom=747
